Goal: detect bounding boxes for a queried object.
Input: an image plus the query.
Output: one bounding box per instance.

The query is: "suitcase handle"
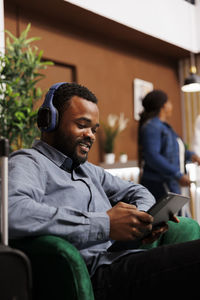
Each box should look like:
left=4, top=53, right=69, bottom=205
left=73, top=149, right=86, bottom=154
left=0, top=138, right=9, bottom=245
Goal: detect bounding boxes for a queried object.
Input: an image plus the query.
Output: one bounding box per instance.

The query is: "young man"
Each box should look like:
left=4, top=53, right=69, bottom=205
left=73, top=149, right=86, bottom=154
left=8, top=82, right=200, bottom=298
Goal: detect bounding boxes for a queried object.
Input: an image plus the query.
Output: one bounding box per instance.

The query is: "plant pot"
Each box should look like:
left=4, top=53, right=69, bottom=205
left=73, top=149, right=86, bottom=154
left=119, top=154, right=128, bottom=163
left=104, top=153, right=115, bottom=164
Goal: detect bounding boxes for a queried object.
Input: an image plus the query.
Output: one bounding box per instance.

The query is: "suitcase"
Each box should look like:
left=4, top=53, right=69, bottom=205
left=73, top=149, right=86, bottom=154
left=0, top=138, right=32, bottom=300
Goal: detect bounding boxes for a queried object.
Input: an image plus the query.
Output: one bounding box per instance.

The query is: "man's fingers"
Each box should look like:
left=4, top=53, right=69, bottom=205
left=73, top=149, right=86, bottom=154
left=137, top=211, right=154, bottom=224
left=169, top=214, right=179, bottom=223
left=142, top=224, right=168, bottom=244
left=107, top=201, right=154, bottom=241
left=116, top=202, right=137, bottom=209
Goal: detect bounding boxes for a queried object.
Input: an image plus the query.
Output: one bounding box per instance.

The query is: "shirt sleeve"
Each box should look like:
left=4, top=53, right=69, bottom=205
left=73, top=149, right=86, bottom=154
left=98, top=167, right=156, bottom=212
left=185, top=149, right=195, bottom=162
left=8, top=152, right=110, bottom=248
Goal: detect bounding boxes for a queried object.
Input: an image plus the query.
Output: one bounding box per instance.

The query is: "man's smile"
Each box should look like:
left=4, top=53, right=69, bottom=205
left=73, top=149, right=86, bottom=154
left=78, top=142, right=91, bottom=153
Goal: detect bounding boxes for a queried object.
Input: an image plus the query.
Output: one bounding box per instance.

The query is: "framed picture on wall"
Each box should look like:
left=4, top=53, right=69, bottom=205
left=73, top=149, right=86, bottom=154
left=133, top=78, right=154, bottom=121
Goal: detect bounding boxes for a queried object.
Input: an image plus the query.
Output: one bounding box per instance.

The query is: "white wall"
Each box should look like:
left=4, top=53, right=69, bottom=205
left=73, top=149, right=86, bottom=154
left=195, top=0, right=200, bottom=51
left=0, top=0, right=5, bottom=54
left=65, top=0, right=200, bottom=53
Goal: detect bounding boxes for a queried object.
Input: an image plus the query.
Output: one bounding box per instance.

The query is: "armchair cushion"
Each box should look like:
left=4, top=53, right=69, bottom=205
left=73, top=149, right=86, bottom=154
left=10, top=235, right=94, bottom=300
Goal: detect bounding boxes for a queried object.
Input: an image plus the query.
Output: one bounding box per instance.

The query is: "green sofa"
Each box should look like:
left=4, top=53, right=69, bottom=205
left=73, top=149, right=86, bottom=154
left=10, top=235, right=94, bottom=300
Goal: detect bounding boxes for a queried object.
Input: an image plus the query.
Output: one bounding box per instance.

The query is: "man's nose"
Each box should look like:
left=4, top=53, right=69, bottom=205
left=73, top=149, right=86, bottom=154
left=83, top=128, right=95, bottom=141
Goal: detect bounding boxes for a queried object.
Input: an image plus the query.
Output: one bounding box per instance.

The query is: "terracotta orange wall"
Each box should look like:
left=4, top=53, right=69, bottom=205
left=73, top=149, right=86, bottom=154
left=4, top=3, right=182, bottom=165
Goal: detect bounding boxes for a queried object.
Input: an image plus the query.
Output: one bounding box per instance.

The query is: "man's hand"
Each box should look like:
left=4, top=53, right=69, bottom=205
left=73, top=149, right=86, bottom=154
left=142, top=223, right=168, bottom=244
left=142, top=214, right=179, bottom=245
left=106, top=202, right=153, bottom=241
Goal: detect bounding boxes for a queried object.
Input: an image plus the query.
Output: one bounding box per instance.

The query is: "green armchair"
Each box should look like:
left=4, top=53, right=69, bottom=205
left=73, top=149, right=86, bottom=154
left=10, top=235, right=94, bottom=300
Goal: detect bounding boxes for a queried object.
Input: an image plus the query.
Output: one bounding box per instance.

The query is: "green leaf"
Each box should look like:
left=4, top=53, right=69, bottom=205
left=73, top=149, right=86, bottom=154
left=41, top=61, right=54, bottom=66
left=24, top=37, right=41, bottom=45
left=19, top=23, right=31, bottom=41
left=15, top=111, right=25, bottom=120
left=37, top=50, right=43, bottom=60
left=5, top=30, right=17, bottom=43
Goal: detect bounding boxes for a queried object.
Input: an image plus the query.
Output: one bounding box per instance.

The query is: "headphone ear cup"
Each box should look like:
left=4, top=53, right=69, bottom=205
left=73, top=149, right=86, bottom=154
left=37, top=106, right=59, bottom=132
left=37, top=82, right=66, bottom=132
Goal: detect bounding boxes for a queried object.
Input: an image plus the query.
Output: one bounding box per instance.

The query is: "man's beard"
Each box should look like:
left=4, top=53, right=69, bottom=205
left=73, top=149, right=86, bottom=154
left=53, top=133, right=91, bottom=167
left=71, top=150, right=88, bottom=167
left=72, top=137, right=92, bottom=167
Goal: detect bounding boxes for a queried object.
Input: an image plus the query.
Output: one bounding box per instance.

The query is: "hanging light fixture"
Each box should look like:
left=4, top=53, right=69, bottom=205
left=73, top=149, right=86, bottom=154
left=181, top=52, right=200, bottom=92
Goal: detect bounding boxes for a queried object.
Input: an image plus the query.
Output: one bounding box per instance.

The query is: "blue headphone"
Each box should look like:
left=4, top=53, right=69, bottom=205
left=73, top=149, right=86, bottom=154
left=37, top=82, right=67, bottom=132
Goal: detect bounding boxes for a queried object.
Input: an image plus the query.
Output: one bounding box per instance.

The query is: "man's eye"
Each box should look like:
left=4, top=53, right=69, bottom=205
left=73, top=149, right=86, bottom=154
left=77, top=123, right=85, bottom=129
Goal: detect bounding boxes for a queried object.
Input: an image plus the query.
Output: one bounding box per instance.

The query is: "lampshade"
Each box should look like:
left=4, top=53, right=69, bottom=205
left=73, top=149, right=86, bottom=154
left=181, top=54, right=200, bottom=92
left=181, top=73, right=200, bottom=92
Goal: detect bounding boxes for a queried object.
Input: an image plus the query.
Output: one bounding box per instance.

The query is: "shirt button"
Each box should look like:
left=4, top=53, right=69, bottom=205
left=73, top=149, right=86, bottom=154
left=97, top=232, right=103, bottom=240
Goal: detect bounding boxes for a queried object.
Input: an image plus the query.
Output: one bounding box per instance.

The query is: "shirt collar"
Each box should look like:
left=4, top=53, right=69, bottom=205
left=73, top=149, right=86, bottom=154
left=32, top=139, right=73, bottom=172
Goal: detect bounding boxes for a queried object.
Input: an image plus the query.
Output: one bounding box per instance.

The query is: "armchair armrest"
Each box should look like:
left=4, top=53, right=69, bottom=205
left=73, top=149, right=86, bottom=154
left=10, top=235, right=94, bottom=300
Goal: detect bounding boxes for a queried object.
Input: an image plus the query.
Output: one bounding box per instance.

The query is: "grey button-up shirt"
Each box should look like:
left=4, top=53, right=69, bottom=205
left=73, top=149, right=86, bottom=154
left=8, top=140, right=155, bottom=276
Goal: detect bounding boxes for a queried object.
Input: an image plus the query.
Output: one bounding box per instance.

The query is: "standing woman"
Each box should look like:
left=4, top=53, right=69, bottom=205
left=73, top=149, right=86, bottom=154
left=138, top=90, right=200, bottom=201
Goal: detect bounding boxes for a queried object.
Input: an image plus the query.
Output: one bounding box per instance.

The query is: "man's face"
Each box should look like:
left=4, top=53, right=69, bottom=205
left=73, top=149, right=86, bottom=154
left=53, top=96, right=99, bottom=165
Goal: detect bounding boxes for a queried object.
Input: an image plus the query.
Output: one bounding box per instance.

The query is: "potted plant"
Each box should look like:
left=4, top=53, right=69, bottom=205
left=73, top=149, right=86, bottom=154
left=102, top=113, right=129, bottom=164
left=0, top=23, right=53, bottom=151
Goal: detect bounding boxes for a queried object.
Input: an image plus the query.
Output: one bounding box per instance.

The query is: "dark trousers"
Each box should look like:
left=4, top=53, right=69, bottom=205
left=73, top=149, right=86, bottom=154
left=140, top=177, right=182, bottom=202
left=91, top=239, right=200, bottom=299
left=140, top=178, right=168, bottom=201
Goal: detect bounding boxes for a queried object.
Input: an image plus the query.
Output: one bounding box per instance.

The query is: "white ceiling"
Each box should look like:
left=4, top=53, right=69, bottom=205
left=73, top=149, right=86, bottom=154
left=65, top=0, right=200, bottom=53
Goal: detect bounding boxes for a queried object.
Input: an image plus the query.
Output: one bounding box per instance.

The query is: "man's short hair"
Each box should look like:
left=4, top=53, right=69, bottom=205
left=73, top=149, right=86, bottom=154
left=53, top=82, right=98, bottom=114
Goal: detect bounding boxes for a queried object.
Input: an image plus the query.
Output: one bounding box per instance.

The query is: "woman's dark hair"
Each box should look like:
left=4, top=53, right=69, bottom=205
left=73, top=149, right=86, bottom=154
left=53, top=82, right=98, bottom=115
left=138, top=89, right=168, bottom=167
left=138, top=90, right=168, bottom=130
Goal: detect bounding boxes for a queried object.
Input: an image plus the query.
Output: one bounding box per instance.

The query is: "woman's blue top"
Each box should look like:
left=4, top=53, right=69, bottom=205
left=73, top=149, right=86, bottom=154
left=139, top=117, right=194, bottom=193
